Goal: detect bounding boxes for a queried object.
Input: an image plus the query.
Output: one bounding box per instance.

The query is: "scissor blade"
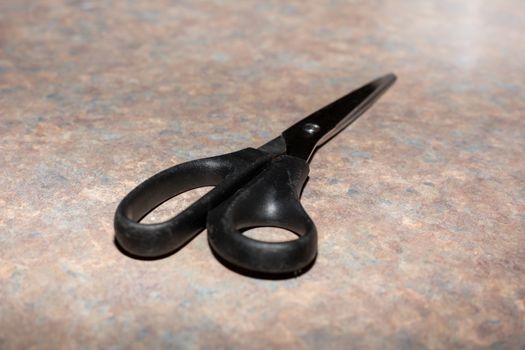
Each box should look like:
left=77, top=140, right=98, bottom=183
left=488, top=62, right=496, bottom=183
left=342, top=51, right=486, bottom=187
left=281, top=73, right=396, bottom=161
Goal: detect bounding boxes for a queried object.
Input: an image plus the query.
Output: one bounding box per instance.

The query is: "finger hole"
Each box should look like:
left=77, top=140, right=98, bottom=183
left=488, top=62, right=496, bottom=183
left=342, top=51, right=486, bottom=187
left=241, top=227, right=300, bottom=243
left=140, top=186, right=213, bottom=224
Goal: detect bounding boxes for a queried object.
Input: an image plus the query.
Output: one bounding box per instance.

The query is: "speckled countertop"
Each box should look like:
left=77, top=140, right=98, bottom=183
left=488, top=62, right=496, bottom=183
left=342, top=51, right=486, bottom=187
left=1, top=1, right=524, bottom=349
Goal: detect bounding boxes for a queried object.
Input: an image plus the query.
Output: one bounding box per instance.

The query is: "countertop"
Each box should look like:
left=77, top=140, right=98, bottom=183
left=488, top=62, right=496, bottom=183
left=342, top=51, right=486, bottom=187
left=1, top=0, right=524, bottom=348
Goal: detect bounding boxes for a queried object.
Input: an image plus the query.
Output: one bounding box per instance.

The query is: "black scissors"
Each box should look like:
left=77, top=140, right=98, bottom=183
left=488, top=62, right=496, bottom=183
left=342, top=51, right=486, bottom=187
left=114, top=74, right=396, bottom=276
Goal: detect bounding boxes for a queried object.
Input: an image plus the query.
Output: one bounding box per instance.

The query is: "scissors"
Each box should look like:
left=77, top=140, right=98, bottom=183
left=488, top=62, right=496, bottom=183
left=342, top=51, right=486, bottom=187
left=114, top=73, right=396, bottom=276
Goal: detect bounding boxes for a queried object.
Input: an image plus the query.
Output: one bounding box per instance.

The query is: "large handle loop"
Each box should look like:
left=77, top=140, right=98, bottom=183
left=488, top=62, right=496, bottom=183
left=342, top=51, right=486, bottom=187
left=114, top=148, right=272, bottom=258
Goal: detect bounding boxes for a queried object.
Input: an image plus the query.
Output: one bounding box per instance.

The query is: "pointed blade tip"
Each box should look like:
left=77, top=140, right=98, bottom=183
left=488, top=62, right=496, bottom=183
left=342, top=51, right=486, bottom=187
left=375, top=72, right=397, bottom=85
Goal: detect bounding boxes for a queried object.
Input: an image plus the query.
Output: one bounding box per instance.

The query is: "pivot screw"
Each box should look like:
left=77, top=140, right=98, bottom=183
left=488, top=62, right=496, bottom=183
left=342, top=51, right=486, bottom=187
left=302, top=123, right=320, bottom=136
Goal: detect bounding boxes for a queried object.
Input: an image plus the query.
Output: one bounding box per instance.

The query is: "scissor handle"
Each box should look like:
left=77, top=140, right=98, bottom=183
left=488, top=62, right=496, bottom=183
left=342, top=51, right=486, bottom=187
left=207, top=155, right=317, bottom=275
left=114, top=148, right=273, bottom=258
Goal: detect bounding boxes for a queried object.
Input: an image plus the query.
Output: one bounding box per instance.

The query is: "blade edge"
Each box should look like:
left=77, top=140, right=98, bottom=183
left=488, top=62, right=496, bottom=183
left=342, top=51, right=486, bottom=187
left=281, top=73, right=397, bottom=161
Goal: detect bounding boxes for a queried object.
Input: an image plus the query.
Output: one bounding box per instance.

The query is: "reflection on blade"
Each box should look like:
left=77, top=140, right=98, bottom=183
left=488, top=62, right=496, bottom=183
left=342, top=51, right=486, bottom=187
left=282, top=73, right=396, bottom=161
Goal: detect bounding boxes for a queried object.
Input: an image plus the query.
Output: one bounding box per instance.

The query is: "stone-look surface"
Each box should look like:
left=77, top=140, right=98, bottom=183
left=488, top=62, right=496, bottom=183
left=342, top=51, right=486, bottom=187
left=1, top=0, right=524, bottom=349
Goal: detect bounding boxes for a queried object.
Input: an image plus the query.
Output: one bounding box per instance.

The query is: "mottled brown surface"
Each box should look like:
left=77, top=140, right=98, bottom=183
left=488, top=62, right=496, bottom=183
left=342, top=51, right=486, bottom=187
left=1, top=0, right=524, bottom=349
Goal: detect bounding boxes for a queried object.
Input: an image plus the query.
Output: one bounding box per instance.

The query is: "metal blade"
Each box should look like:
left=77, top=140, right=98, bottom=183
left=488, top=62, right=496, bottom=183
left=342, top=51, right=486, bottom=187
left=281, top=73, right=396, bottom=161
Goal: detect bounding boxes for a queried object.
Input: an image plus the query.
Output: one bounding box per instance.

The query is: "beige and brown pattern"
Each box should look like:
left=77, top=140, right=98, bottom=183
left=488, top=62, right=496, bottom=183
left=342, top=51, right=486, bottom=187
left=1, top=0, right=524, bottom=348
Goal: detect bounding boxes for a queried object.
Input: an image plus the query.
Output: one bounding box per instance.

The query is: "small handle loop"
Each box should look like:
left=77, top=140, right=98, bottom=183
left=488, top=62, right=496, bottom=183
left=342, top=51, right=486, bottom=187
left=207, top=155, right=317, bottom=275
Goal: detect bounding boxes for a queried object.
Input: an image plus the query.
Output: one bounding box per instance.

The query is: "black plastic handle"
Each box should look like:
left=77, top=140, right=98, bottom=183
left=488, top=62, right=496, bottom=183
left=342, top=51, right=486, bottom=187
left=114, top=148, right=273, bottom=258
left=207, top=155, right=318, bottom=275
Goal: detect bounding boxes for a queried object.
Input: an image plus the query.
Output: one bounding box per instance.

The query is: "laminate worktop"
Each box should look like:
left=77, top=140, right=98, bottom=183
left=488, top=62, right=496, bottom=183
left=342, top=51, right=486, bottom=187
left=1, top=1, right=524, bottom=348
